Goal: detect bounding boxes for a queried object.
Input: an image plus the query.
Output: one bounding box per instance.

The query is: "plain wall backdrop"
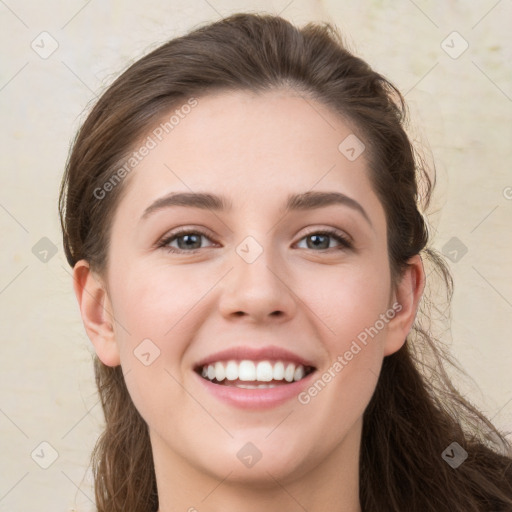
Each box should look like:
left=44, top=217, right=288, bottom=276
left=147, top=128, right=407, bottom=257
left=1, top=0, right=511, bottom=510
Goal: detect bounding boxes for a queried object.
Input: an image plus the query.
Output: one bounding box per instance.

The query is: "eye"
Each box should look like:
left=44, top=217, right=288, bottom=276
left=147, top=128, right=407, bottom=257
left=157, top=229, right=216, bottom=254
left=295, top=229, right=352, bottom=251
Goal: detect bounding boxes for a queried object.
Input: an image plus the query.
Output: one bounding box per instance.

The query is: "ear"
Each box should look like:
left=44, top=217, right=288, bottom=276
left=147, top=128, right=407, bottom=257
left=383, top=254, right=425, bottom=356
left=72, top=259, right=120, bottom=367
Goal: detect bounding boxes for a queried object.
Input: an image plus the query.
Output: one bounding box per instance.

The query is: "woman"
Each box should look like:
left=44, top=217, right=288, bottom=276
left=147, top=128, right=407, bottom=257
left=58, top=12, right=512, bottom=512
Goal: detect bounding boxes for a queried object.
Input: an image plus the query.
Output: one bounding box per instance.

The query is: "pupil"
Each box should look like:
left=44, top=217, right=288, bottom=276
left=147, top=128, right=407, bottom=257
left=180, top=234, right=200, bottom=249
left=309, top=234, right=328, bottom=249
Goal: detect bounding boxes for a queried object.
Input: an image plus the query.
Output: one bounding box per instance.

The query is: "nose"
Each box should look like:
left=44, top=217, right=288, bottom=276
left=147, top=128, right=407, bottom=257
left=217, top=240, right=297, bottom=324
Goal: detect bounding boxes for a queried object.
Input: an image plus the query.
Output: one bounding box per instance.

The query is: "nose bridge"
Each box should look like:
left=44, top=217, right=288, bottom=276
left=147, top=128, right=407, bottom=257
left=218, top=231, right=295, bottom=320
left=235, top=232, right=283, bottom=294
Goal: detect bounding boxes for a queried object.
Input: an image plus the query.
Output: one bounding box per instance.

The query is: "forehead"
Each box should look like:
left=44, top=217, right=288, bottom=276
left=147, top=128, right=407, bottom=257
left=114, top=89, right=384, bottom=225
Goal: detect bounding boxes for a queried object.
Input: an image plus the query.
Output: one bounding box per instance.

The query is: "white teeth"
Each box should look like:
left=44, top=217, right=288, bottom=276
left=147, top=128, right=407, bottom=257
left=239, top=360, right=256, bottom=381
left=256, top=361, right=273, bottom=382
left=284, top=363, right=295, bottom=382
left=273, top=361, right=285, bottom=380
left=293, top=365, right=305, bottom=381
left=198, top=359, right=311, bottom=384
left=225, top=361, right=238, bottom=381
left=214, top=362, right=225, bottom=381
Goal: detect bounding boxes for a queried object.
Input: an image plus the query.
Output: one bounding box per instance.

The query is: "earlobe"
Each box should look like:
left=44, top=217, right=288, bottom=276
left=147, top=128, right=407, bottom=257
left=72, top=260, right=121, bottom=367
left=383, top=254, right=425, bottom=356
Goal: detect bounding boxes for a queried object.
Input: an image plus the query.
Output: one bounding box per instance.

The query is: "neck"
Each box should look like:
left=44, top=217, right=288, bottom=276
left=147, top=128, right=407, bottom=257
left=153, top=417, right=363, bottom=512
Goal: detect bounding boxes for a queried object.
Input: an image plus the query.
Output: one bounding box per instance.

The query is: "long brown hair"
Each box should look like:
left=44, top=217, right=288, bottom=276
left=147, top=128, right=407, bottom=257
left=59, top=13, right=512, bottom=511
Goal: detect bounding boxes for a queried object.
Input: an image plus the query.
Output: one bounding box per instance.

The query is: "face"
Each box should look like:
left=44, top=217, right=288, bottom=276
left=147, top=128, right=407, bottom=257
left=84, top=89, right=418, bottom=486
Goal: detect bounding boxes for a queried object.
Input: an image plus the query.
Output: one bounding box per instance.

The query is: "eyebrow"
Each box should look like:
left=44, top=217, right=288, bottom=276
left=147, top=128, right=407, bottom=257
left=140, top=190, right=372, bottom=226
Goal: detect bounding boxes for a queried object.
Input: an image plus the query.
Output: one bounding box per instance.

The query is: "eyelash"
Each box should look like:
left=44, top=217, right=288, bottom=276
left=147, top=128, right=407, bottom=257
left=156, top=227, right=353, bottom=254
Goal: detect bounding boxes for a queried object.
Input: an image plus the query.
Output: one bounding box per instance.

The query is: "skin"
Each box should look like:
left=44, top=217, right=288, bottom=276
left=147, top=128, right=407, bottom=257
left=73, top=88, right=424, bottom=512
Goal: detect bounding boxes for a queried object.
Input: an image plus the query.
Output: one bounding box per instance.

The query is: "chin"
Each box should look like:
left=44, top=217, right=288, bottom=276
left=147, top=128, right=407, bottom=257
left=191, top=437, right=319, bottom=486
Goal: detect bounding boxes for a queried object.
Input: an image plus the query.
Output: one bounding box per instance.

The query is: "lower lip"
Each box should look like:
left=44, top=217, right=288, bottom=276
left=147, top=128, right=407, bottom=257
left=193, top=370, right=317, bottom=410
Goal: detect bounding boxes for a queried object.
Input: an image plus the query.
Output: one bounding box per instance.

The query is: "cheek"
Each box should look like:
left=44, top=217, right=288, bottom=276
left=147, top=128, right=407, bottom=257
left=297, top=257, right=391, bottom=402
left=108, top=262, right=198, bottom=428
left=299, top=257, right=391, bottom=345
left=109, top=260, right=207, bottom=347
left=107, top=263, right=202, bottom=409
left=107, top=257, right=233, bottom=391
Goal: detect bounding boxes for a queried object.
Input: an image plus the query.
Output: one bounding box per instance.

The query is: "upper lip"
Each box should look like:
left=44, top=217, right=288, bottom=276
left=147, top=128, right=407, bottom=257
left=194, top=345, right=317, bottom=370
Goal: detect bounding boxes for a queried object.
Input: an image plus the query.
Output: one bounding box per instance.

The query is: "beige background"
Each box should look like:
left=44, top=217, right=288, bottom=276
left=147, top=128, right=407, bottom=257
left=1, top=1, right=511, bottom=510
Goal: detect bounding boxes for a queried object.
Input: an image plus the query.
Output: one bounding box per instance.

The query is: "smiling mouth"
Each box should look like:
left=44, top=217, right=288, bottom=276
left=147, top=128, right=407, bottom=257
left=194, top=360, right=316, bottom=388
